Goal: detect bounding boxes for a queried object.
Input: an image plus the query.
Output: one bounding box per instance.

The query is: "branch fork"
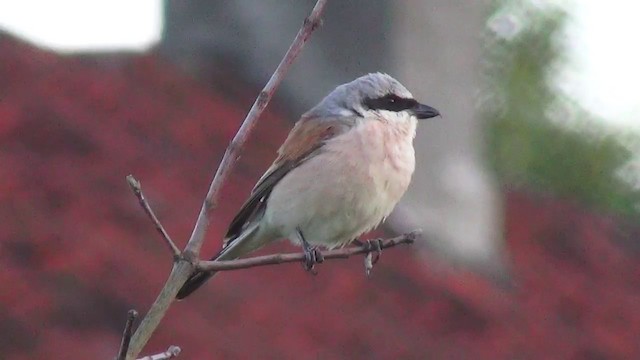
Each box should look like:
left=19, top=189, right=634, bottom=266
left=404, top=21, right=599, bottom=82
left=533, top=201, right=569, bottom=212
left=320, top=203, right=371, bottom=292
left=116, top=309, right=181, bottom=360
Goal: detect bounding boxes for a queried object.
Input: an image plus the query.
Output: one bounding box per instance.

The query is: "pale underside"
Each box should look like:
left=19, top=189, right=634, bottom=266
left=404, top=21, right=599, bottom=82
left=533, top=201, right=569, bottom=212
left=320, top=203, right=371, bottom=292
left=223, top=113, right=417, bottom=258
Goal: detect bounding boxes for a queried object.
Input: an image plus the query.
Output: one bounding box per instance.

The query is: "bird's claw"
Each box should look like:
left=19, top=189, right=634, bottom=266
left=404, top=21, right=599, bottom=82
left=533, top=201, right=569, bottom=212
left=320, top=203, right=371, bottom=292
left=361, top=239, right=383, bottom=276
left=363, top=239, right=383, bottom=264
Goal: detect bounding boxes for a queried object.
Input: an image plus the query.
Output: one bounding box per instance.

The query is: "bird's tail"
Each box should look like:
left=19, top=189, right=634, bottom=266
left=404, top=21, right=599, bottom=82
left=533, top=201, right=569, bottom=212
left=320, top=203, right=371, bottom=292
left=175, top=261, right=218, bottom=300
left=176, top=226, right=263, bottom=300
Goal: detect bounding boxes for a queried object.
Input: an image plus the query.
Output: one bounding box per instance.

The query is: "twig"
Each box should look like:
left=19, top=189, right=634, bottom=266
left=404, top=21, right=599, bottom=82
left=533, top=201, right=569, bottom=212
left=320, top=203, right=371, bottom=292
left=184, top=0, right=327, bottom=256
left=126, top=175, right=180, bottom=258
left=137, top=346, right=181, bottom=360
left=116, top=309, right=138, bottom=360
left=125, top=1, right=328, bottom=358
left=197, top=232, right=420, bottom=272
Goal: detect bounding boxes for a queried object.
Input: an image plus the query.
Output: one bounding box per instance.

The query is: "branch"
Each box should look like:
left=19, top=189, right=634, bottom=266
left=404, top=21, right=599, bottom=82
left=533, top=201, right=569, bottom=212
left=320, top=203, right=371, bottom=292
left=126, top=175, right=180, bottom=258
left=137, top=346, right=181, bottom=360
left=184, top=0, right=327, bottom=256
left=125, top=1, right=328, bottom=358
left=116, top=309, right=138, bottom=360
left=197, top=231, right=420, bottom=272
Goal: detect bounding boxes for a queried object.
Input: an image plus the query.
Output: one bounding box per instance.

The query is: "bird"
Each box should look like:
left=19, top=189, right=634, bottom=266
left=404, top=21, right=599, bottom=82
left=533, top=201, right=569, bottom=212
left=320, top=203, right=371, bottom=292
left=176, top=72, right=439, bottom=299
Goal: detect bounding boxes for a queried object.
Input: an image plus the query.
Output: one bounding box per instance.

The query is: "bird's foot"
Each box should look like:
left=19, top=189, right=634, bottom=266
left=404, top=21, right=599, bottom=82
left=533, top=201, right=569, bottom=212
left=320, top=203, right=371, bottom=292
left=360, top=239, right=383, bottom=276
left=302, top=246, right=324, bottom=274
left=359, top=238, right=383, bottom=264
left=297, top=227, right=323, bottom=274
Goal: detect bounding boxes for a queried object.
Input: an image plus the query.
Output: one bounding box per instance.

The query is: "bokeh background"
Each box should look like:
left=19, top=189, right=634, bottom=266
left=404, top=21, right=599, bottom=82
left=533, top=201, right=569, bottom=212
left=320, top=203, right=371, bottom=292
left=1, top=0, right=640, bottom=358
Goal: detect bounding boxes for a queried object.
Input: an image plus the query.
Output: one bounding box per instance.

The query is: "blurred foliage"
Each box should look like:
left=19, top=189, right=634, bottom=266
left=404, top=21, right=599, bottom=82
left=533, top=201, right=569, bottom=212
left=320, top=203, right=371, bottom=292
left=483, top=1, right=640, bottom=218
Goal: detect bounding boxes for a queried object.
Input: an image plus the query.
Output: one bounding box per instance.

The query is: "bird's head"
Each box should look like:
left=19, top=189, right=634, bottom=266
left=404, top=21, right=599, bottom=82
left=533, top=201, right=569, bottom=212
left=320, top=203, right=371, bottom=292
left=305, top=73, right=440, bottom=123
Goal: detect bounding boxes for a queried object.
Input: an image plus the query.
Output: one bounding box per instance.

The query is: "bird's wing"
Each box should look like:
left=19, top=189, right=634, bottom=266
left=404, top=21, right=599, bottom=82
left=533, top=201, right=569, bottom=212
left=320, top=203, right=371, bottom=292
left=223, top=116, right=351, bottom=247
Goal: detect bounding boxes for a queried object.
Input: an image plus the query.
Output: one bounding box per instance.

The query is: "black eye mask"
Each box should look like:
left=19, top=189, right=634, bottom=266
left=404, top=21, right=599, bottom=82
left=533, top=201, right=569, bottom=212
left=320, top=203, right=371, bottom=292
left=364, top=94, right=418, bottom=112
left=364, top=94, right=440, bottom=120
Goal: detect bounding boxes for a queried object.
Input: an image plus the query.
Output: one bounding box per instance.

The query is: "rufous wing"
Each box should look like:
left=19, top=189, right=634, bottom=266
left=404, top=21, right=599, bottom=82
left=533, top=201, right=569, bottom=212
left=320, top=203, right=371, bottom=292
left=223, top=116, right=352, bottom=246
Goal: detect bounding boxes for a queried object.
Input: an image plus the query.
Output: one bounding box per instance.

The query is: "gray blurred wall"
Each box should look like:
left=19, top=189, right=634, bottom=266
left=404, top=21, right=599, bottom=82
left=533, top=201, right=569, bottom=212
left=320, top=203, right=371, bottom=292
left=390, top=0, right=503, bottom=273
left=160, top=0, right=504, bottom=273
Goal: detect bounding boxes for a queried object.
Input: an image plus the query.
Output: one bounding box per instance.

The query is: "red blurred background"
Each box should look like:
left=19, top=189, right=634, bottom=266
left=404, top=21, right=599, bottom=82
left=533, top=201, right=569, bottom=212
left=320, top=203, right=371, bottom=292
left=2, top=30, right=640, bottom=359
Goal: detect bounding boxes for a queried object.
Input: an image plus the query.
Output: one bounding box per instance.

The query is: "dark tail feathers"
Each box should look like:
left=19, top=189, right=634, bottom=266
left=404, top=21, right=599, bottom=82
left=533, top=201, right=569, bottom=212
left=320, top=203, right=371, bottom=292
left=177, top=226, right=261, bottom=299
left=176, top=269, right=217, bottom=300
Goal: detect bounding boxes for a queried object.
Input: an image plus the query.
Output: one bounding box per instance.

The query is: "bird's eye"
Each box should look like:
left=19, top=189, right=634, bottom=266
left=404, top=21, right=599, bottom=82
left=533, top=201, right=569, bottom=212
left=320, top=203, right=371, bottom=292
left=388, top=98, right=396, bottom=103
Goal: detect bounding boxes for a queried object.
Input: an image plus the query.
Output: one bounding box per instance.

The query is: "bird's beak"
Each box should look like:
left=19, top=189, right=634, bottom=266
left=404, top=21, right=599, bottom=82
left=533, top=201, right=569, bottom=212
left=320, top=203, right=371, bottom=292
left=411, top=103, right=440, bottom=119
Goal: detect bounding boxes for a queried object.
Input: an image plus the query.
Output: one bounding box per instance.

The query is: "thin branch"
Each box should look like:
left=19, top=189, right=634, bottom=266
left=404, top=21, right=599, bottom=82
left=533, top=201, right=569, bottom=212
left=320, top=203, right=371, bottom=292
left=125, top=1, right=328, bottom=358
left=197, top=231, right=420, bottom=272
left=137, top=346, right=181, bottom=360
left=126, top=175, right=181, bottom=258
left=184, top=0, right=328, bottom=256
left=116, top=309, right=138, bottom=360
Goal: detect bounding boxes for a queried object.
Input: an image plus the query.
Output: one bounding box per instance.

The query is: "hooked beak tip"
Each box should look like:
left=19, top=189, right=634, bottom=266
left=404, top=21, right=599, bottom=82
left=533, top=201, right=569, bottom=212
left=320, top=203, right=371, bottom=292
left=412, top=103, right=440, bottom=120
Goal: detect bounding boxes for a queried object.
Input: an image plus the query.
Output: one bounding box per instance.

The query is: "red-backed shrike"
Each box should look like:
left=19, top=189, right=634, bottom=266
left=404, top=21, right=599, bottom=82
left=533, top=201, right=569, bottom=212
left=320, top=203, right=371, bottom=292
left=177, top=73, right=439, bottom=299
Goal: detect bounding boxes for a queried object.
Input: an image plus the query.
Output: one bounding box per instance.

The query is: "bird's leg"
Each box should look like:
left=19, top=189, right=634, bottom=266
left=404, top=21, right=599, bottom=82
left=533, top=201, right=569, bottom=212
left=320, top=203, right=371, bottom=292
left=296, top=228, right=323, bottom=273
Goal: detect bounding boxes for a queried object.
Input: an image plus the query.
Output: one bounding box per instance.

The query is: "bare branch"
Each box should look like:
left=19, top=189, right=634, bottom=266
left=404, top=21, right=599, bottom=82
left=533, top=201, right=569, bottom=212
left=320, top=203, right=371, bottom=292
left=137, top=346, right=181, bottom=360
left=184, top=0, right=328, bottom=256
left=126, top=175, right=181, bottom=258
left=197, top=231, right=419, bottom=272
left=116, top=309, right=138, bottom=360
left=125, top=1, right=328, bottom=358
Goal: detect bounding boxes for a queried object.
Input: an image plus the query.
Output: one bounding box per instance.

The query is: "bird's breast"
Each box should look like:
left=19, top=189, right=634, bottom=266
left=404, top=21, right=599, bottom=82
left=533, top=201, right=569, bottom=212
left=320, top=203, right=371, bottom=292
left=321, top=118, right=416, bottom=232
left=352, top=118, right=416, bottom=204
